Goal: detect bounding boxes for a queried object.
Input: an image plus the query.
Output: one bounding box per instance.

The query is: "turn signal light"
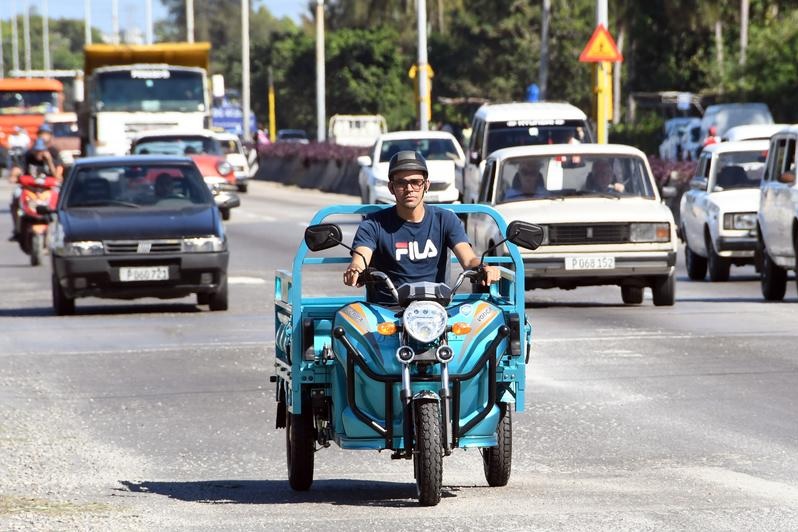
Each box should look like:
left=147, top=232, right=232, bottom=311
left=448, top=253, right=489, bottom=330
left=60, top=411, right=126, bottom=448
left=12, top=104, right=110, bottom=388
left=377, top=322, right=397, bottom=335
left=655, top=225, right=670, bottom=241
left=451, top=322, right=471, bottom=335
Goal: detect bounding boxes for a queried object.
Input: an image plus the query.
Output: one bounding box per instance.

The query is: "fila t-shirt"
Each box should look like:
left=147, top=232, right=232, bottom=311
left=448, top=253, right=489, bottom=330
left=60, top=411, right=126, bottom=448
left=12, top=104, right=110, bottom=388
left=352, top=205, right=469, bottom=304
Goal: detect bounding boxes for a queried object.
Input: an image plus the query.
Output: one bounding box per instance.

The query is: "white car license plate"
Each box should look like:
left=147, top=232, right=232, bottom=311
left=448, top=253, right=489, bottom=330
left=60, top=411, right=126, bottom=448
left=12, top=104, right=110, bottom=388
left=564, top=255, right=615, bottom=271
left=119, top=266, right=170, bottom=282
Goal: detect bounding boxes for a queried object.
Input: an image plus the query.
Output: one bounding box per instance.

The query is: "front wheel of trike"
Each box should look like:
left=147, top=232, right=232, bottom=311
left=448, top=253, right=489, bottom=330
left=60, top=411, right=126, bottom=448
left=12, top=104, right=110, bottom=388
left=286, top=410, right=314, bottom=491
left=482, top=402, right=512, bottom=486
left=413, top=400, right=443, bottom=506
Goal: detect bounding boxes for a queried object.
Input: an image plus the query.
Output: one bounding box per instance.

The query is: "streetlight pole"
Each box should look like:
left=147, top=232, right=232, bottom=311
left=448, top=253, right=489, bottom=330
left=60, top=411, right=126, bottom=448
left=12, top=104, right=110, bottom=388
left=0, top=12, right=4, bottom=78
left=241, top=0, right=251, bottom=142
left=23, top=0, right=31, bottom=75
left=595, top=0, right=609, bottom=143
left=43, top=0, right=51, bottom=71
left=315, top=0, right=326, bottom=142
left=12, top=0, right=20, bottom=73
left=84, top=0, right=92, bottom=45
left=417, top=0, right=429, bottom=130
left=146, top=0, right=153, bottom=45
left=186, top=0, right=194, bottom=43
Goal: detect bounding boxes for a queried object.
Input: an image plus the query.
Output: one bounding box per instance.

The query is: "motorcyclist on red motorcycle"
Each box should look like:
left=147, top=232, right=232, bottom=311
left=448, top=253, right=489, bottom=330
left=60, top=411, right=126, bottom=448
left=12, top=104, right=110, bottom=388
left=9, top=132, right=63, bottom=242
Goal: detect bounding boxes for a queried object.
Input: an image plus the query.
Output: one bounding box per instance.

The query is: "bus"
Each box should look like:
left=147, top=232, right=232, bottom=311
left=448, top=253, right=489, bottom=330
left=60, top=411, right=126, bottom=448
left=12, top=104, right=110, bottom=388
left=0, top=78, right=63, bottom=151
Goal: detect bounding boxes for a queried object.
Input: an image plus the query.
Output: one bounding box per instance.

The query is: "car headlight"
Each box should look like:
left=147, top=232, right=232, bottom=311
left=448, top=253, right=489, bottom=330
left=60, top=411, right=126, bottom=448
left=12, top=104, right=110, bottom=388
left=403, top=301, right=448, bottom=343
left=629, top=222, right=670, bottom=242
left=723, top=212, right=756, bottom=230
left=216, top=161, right=233, bottom=176
left=182, top=236, right=226, bottom=252
left=55, top=241, right=104, bottom=256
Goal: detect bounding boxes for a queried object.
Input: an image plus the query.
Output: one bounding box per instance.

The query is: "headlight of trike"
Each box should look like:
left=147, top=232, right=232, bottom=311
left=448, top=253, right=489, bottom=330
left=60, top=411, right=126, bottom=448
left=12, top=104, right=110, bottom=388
left=723, top=212, right=756, bottom=230
left=403, top=301, right=448, bottom=343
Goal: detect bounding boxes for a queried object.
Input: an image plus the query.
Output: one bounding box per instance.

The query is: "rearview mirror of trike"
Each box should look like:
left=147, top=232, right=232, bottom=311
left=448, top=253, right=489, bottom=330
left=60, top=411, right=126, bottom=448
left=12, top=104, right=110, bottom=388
left=304, top=223, right=343, bottom=252
left=506, top=220, right=544, bottom=251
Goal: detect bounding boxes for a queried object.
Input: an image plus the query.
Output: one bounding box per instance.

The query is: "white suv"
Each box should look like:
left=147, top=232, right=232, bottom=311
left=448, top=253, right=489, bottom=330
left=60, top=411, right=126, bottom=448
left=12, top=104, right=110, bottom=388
left=460, top=102, right=592, bottom=205
left=758, top=125, right=798, bottom=300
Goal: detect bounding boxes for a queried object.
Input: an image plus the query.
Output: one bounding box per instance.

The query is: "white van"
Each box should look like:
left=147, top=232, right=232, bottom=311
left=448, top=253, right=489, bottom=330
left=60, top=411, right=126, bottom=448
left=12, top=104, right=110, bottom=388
left=328, top=114, right=387, bottom=147
left=460, top=102, right=593, bottom=204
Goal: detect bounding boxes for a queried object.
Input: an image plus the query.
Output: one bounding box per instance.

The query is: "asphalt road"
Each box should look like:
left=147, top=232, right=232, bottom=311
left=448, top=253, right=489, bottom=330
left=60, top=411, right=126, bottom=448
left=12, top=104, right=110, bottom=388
left=1, top=178, right=797, bottom=530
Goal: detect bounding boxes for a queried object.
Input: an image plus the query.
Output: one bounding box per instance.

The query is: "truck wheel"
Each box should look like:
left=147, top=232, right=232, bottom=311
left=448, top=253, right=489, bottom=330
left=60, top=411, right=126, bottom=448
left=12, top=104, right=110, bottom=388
left=52, top=274, right=75, bottom=316
left=705, top=233, right=730, bottom=282
left=621, top=286, right=644, bottom=305
left=482, top=403, right=512, bottom=487
left=652, top=272, right=675, bottom=306
left=30, top=233, right=44, bottom=266
left=760, top=251, right=786, bottom=301
left=413, top=400, right=443, bottom=506
left=286, top=410, right=315, bottom=491
left=237, top=183, right=248, bottom=193
left=684, top=240, right=707, bottom=281
left=208, top=276, right=228, bottom=311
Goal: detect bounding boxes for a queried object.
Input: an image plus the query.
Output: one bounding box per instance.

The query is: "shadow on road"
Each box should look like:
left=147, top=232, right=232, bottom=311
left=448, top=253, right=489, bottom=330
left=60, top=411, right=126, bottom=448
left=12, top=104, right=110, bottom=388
left=0, top=302, right=203, bottom=317
left=118, top=478, right=459, bottom=507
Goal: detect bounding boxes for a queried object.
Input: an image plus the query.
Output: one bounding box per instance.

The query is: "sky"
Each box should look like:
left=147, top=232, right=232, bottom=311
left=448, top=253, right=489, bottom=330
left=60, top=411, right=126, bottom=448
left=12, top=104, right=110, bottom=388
left=11, top=1, right=304, bottom=36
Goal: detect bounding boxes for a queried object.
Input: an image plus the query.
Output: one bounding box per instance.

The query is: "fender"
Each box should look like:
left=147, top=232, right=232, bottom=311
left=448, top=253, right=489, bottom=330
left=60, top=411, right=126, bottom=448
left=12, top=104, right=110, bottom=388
left=412, top=389, right=440, bottom=403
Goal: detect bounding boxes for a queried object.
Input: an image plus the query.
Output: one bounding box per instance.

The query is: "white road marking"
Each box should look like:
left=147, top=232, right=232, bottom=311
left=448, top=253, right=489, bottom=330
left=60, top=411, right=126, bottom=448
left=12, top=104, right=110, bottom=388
left=235, top=209, right=277, bottom=222
left=228, top=276, right=267, bottom=285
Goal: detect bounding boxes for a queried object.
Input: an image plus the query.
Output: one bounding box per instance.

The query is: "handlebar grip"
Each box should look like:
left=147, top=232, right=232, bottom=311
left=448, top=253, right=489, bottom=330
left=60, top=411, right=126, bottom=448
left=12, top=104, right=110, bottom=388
left=356, top=267, right=377, bottom=287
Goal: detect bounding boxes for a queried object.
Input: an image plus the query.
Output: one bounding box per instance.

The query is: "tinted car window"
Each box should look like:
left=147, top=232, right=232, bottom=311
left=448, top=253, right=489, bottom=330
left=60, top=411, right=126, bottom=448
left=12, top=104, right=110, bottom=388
left=486, top=120, right=591, bottom=154
left=379, top=138, right=460, bottom=162
left=132, top=136, right=222, bottom=156
left=715, top=150, right=767, bottom=189
left=65, top=164, right=211, bottom=208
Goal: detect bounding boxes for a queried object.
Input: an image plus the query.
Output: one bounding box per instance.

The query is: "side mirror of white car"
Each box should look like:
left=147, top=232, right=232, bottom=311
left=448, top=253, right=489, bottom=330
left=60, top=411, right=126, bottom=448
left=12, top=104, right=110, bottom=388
left=357, top=155, right=372, bottom=167
left=661, top=185, right=677, bottom=199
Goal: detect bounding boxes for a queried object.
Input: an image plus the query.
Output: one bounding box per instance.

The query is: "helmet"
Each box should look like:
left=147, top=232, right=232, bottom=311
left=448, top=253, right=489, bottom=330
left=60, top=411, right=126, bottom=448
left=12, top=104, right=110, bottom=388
left=38, top=123, right=53, bottom=134
left=388, top=150, right=428, bottom=180
left=32, top=138, right=47, bottom=151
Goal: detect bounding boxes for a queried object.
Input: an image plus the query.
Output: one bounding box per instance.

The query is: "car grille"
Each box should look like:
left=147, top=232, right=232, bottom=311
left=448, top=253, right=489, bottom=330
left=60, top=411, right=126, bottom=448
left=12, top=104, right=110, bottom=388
left=548, top=223, right=630, bottom=245
left=104, top=240, right=182, bottom=254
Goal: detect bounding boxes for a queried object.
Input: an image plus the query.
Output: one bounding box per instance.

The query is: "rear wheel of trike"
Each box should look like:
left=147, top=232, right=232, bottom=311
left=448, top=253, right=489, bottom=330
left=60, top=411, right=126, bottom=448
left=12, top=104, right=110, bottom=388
left=620, top=286, right=643, bottom=305
left=482, top=402, right=512, bottom=487
left=286, top=410, right=314, bottom=491
left=413, top=400, right=443, bottom=506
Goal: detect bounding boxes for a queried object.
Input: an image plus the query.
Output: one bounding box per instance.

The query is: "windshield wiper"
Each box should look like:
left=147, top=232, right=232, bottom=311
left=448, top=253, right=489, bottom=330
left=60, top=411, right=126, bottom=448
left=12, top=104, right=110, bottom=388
left=70, top=200, right=141, bottom=208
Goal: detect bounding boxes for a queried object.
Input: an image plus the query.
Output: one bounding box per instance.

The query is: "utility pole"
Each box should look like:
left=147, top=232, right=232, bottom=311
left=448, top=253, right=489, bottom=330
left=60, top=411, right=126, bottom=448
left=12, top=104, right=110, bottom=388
left=242, top=0, right=251, bottom=142
left=539, top=0, right=550, bottom=100
left=146, top=0, right=153, bottom=45
left=268, top=67, right=276, bottom=142
left=12, top=0, right=20, bottom=73
left=186, top=0, right=194, bottom=43
left=23, top=0, right=31, bottom=75
left=111, top=0, right=119, bottom=44
left=595, top=0, right=609, bottom=143
left=84, top=0, right=92, bottom=45
left=315, top=0, right=326, bottom=142
left=417, top=0, right=429, bottom=130
left=0, top=13, right=4, bottom=78
left=43, top=0, right=51, bottom=71
left=740, top=0, right=749, bottom=65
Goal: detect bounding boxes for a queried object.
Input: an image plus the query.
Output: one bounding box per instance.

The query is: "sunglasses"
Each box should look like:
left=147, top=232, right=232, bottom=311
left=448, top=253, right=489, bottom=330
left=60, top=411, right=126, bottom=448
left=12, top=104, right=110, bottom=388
left=392, top=178, right=427, bottom=190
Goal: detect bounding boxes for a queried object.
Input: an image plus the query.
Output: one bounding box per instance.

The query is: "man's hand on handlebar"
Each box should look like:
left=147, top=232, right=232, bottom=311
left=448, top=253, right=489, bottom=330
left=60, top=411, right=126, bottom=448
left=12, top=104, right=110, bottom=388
left=475, top=264, right=501, bottom=286
left=343, top=266, right=362, bottom=287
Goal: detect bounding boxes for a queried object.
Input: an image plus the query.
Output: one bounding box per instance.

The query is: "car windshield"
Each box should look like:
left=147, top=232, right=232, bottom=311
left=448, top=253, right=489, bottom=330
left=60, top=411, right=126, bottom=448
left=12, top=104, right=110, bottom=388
left=714, top=150, right=767, bottom=190
left=132, top=136, right=222, bottom=156
left=379, top=138, right=461, bottom=162
left=94, top=69, right=205, bottom=113
left=496, top=155, right=656, bottom=203
left=52, top=122, right=79, bottom=138
left=0, top=90, right=59, bottom=115
left=486, top=120, right=591, bottom=154
left=219, top=138, right=241, bottom=155
left=65, top=164, right=212, bottom=208
left=279, top=130, right=307, bottom=140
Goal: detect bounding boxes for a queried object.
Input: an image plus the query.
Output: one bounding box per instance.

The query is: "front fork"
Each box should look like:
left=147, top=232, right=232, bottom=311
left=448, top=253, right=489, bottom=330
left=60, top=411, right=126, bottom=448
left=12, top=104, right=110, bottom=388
left=397, top=345, right=454, bottom=457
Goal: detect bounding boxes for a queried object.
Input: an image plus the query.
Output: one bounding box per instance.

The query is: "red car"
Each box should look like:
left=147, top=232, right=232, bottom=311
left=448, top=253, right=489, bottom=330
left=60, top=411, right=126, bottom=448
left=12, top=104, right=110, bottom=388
left=129, top=129, right=240, bottom=220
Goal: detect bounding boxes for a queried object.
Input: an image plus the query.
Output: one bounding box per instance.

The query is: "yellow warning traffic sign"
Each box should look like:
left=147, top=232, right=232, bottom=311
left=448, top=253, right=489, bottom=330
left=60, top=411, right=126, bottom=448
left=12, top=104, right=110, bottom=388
left=579, top=24, right=623, bottom=63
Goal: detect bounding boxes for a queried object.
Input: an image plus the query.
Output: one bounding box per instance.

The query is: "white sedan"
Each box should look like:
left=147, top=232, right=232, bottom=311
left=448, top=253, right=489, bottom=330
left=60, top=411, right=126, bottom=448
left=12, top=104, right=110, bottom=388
left=356, top=130, right=464, bottom=204
left=467, top=144, right=678, bottom=305
left=215, top=132, right=252, bottom=192
left=679, top=140, right=768, bottom=281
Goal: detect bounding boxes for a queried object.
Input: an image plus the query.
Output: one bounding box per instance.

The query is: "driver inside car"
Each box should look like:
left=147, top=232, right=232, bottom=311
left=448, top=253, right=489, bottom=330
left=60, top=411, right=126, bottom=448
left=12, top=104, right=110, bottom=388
left=343, top=150, right=501, bottom=304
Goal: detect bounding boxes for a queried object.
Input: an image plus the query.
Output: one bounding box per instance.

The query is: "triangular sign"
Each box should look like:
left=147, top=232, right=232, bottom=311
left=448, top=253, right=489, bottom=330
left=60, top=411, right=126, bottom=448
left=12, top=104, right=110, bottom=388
left=579, top=24, right=623, bottom=63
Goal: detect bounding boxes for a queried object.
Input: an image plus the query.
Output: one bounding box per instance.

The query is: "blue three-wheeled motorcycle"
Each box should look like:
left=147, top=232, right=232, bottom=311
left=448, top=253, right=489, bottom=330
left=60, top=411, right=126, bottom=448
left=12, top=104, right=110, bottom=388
left=272, top=204, right=542, bottom=505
